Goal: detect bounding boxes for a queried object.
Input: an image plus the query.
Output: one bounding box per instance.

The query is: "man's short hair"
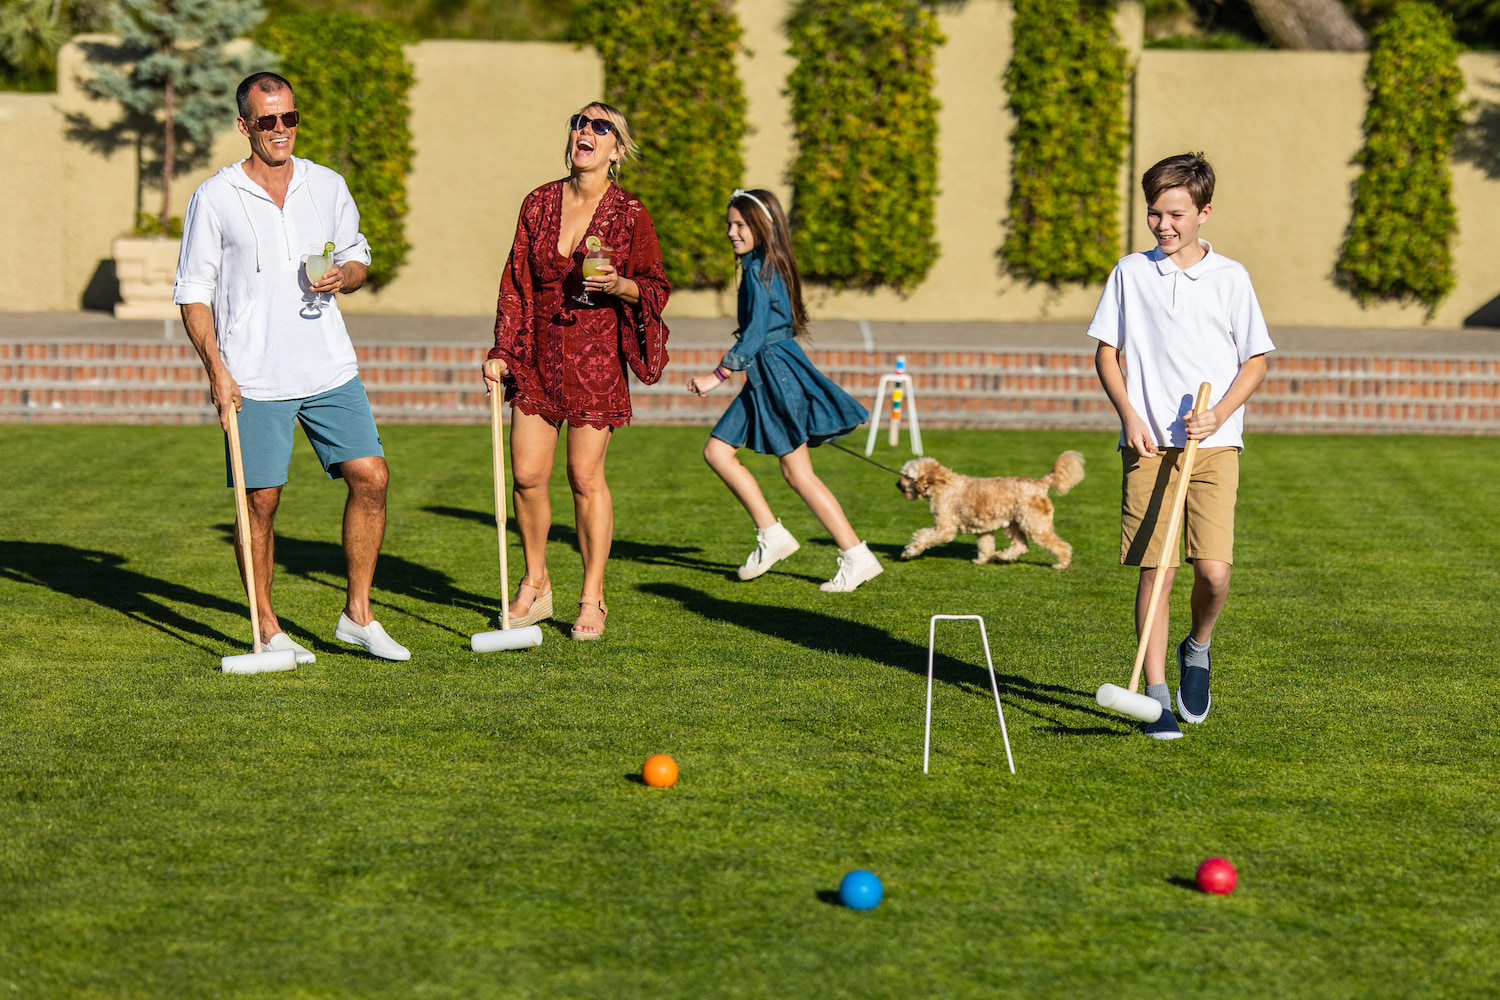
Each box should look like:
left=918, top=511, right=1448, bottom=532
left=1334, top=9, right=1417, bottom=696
left=237, top=72, right=294, bottom=119
left=1142, top=153, right=1215, bottom=210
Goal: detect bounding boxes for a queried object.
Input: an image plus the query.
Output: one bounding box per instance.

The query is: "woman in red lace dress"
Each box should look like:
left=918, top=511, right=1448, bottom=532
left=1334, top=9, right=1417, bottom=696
left=482, top=102, right=670, bottom=640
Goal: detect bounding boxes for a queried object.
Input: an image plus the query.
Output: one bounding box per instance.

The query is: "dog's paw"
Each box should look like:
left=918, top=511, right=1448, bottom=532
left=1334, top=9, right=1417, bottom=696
left=900, top=546, right=921, bottom=560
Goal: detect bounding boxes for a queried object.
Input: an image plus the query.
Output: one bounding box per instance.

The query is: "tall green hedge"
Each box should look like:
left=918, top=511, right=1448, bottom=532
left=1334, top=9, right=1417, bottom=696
left=572, top=0, right=746, bottom=290
left=1002, top=0, right=1129, bottom=286
left=1336, top=3, right=1465, bottom=317
left=259, top=13, right=413, bottom=291
left=786, top=0, right=941, bottom=293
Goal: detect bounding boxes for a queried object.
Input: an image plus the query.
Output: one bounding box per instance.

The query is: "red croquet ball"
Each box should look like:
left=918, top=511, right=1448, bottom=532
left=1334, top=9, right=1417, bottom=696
left=1196, top=856, right=1238, bottom=895
left=642, top=753, right=678, bottom=788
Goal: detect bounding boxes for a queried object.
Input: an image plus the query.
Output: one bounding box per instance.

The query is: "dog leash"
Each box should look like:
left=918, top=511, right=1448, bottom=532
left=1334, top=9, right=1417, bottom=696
left=828, top=442, right=908, bottom=477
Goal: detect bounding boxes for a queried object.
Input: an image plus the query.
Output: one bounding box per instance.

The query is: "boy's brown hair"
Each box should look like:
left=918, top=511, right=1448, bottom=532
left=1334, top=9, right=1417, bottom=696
left=1142, top=153, right=1215, bottom=210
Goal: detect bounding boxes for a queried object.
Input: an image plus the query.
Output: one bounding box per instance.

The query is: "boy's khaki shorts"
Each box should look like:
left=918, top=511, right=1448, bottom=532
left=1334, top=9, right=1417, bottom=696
left=1120, top=446, right=1239, bottom=567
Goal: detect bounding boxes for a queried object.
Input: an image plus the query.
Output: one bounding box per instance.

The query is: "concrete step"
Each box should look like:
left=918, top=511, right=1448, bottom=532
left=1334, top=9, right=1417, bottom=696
left=3, top=340, right=1498, bottom=434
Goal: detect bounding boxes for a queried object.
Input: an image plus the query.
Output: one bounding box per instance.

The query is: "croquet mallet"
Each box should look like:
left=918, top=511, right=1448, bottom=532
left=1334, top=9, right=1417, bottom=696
left=220, top=407, right=297, bottom=674
left=1097, top=382, right=1213, bottom=722
left=471, top=385, right=543, bottom=653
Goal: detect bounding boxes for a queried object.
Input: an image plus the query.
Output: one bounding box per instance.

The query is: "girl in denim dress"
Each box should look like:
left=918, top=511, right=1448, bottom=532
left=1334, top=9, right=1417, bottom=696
left=685, top=189, right=882, bottom=592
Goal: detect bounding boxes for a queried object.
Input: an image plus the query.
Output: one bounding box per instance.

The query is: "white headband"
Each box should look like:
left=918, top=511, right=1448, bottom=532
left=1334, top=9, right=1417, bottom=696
left=729, top=188, right=772, bottom=222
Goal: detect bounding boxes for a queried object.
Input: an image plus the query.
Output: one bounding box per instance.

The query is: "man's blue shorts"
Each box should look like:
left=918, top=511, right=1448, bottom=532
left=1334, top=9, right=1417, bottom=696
left=224, top=376, right=384, bottom=489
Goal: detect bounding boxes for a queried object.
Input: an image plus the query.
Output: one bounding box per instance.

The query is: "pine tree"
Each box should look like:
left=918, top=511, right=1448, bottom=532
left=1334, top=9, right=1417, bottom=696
left=0, top=0, right=70, bottom=85
left=86, top=0, right=272, bottom=234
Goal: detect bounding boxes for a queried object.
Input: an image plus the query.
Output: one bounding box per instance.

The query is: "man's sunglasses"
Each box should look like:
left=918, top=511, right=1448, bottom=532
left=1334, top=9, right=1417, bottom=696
left=246, top=110, right=300, bottom=132
left=570, top=114, right=616, bottom=137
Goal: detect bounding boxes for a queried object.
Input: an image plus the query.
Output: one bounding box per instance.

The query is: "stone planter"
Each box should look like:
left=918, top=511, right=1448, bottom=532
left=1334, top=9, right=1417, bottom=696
left=112, top=236, right=181, bottom=320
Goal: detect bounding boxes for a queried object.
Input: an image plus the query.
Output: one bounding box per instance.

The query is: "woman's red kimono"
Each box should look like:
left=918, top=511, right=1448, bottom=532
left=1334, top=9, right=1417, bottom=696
left=488, top=180, right=671, bottom=428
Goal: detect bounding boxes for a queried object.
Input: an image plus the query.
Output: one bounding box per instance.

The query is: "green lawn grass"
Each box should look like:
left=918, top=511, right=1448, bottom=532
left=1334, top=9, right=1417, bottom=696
left=2, top=424, right=1497, bottom=998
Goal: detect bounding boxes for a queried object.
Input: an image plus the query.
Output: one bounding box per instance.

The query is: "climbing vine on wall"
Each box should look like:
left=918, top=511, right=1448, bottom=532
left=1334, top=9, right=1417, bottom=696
left=261, top=13, right=414, bottom=291
left=1002, top=0, right=1129, bottom=286
left=1336, top=3, right=1466, bottom=317
left=573, top=0, right=747, bottom=290
left=786, top=0, right=941, bottom=293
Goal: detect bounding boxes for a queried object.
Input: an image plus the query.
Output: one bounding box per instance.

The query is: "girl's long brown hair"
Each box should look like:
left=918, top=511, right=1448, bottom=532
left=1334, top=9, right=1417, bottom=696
left=728, top=189, right=809, bottom=338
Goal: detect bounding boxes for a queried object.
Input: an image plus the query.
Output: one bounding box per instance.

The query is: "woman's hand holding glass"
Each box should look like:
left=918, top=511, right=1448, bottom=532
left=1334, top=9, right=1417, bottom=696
left=581, top=261, right=640, bottom=305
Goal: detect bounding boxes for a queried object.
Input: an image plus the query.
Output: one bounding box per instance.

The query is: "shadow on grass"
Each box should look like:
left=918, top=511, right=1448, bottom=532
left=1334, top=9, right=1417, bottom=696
left=639, top=581, right=1123, bottom=731
left=211, top=525, right=496, bottom=641
left=815, top=890, right=845, bottom=907
left=422, top=506, right=743, bottom=577
left=818, top=536, right=1065, bottom=570
left=1167, top=876, right=1203, bottom=893
left=0, top=541, right=240, bottom=652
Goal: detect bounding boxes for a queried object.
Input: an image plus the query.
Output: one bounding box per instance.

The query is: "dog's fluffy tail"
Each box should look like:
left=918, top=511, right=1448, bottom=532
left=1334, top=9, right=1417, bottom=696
left=1045, top=450, right=1086, bottom=495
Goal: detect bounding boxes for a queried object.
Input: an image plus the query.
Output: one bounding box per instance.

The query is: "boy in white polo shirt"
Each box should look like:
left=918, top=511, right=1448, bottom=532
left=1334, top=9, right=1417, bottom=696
left=1088, top=152, right=1275, bottom=739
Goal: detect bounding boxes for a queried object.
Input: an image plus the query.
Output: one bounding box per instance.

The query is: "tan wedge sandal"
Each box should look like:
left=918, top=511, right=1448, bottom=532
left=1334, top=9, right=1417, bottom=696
left=501, top=574, right=552, bottom=628
left=571, top=595, right=608, bottom=640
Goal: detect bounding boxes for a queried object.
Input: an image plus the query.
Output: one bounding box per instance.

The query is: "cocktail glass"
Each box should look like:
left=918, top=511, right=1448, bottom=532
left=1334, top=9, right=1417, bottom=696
left=303, top=251, right=332, bottom=308
left=577, top=246, right=611, bottom=305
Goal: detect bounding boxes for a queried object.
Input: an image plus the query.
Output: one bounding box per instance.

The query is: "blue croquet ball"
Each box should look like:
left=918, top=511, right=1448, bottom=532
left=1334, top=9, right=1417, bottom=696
left=839, top=869, right=883, bottom=910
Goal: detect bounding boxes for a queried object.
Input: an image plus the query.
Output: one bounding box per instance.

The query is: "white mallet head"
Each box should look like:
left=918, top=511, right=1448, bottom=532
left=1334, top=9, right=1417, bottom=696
left=471, top=625, right=544, bottom=653
left=220, top=649, right=298, bottom=674
left=1096, top=682, right=1163, bottom=722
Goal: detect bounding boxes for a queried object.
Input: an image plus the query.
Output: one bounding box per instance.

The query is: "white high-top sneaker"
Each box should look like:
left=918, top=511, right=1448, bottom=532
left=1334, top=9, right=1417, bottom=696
left=737, top=519, right=800, bottom=580
left=819, top=541, right=883, bottom=592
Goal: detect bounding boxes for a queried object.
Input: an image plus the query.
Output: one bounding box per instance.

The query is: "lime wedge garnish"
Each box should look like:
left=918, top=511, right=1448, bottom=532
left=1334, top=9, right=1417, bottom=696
left=323, top=241, right=335, bottom=255
left=586, top=236, right=602, bottom=252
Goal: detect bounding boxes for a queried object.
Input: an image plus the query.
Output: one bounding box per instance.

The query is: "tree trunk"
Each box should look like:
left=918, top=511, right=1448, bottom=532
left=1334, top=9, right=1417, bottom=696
left=162, top=73, right=175, bottom=234
left=1246, top=0, right=1368, bottom=51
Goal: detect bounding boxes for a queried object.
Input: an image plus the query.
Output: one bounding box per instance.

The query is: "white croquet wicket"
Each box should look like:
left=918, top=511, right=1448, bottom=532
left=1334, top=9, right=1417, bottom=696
left=923, top=615, right=1015, bottom=775
left=865, top=354, right=922, bottom=457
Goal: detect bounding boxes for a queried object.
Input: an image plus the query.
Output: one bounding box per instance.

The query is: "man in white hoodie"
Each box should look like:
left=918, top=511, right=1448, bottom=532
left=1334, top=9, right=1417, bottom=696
left=175, top=71, right=409, bottom=663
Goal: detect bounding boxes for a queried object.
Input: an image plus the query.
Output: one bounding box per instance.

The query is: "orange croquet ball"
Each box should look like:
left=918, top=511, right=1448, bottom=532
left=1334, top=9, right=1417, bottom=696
left=641, top=753, right=678, bottom=788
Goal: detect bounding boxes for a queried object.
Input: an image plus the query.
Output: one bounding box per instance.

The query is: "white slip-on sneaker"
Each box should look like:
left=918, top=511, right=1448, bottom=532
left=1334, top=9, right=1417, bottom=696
left=819, top=541, right=884, bottom=592
left=265, top=631, right=316, bottom=664
left=334, top=613, right=411, bottom=661
left=737, top=519, right=800, bottom=580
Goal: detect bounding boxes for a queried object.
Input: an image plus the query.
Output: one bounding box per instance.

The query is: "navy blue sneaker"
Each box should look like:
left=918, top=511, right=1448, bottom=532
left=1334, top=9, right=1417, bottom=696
left=1177, top=637, right=1212, bottom=724
left=1144, top=706, right=1182, bottom=740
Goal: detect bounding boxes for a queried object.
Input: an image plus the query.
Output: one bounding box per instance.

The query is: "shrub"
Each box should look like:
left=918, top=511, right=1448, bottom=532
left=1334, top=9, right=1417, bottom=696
left=260, top=13, right=414, bottom=291
left=572, top=0, right=747, bottom=290
left=1336, top=3, right=1466, bottom=317
left=1002, top=0, right=1130, bottom=287
left=785, top=0, right=941, bottom=293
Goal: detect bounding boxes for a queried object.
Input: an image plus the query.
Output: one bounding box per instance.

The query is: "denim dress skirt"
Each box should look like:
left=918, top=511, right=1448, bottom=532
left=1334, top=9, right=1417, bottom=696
left=711, top=338, right=869, bottom=458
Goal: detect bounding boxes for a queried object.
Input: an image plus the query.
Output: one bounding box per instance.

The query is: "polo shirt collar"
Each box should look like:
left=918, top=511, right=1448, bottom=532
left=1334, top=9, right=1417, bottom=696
left=1149, top=239, right=1220, bottom=279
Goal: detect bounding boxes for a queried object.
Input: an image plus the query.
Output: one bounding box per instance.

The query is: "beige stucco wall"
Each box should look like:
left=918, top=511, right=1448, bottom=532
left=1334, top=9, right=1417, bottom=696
left=0, top=93, right=67, bottom=311
left=343, top=41, right=601, bottom=316
left=1135, top=49, right=1500, bottom=328
left=683, top=0, right=1138, bottom=323
left=4, top=5, right=1499, bottom=329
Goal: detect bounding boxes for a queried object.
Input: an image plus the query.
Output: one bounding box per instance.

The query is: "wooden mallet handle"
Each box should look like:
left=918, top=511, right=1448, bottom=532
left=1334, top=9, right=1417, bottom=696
left=491, top=387, right=510, bottom=631
left=1126, top=382, right=1213, bottom=694
left=226, top=407, right=262, bottom=654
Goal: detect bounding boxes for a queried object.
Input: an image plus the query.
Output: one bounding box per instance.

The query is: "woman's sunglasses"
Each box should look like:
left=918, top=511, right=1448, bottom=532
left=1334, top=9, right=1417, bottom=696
left=570, top=114, right=616, bottom=137
left=248, top=111, right=300, bottom=132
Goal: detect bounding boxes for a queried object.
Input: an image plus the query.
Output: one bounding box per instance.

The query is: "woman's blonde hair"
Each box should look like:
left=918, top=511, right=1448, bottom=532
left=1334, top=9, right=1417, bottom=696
left=728, top=188, right=809, bottom=339
left=564, top=102, right=639, bottom=184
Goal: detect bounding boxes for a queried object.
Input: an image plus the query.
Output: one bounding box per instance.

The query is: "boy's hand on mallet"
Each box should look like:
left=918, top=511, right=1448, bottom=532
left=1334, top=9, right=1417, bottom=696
left=1185, top=407, right=1222, bottom=441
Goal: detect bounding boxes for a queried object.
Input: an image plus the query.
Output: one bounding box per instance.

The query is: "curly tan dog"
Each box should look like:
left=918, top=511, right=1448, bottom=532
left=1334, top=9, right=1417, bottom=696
left=898, top=451, right=1085, bottom=569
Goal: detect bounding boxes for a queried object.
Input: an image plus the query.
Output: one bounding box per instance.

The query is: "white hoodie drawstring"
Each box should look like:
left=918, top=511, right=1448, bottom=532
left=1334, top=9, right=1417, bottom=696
left=233, top=185, right=262, bottom=273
